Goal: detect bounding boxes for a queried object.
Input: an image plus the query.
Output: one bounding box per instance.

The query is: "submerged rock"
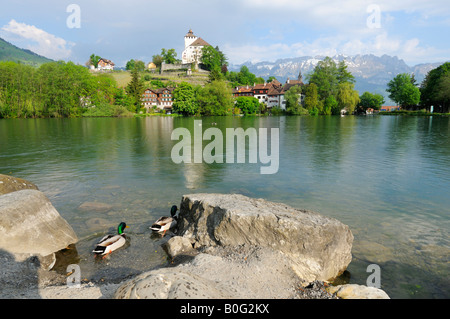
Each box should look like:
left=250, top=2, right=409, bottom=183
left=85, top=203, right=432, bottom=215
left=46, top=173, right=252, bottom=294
left=78, top=201, right=113, bottom=212
left=0, top=189, right=78, bottom=264
left=177, top=193, right=354, bottom=283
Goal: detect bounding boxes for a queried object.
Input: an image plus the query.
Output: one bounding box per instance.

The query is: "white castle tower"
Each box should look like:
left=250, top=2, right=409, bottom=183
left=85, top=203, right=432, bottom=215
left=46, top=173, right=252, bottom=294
left=184, top=29, right=198, bottom=48
left=182, top=29, right=210, bottom=65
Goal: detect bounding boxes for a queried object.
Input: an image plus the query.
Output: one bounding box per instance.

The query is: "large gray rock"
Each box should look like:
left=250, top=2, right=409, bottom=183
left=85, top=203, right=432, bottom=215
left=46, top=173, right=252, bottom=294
left=0, top=189, right=78, bottom=260
left=115, top=250, right=300, bottom=299
left=162, top=236, right=197, bottom=259
left=115, top=265, right=234, bottom=299
left=177, top=193, right=353, bottom=282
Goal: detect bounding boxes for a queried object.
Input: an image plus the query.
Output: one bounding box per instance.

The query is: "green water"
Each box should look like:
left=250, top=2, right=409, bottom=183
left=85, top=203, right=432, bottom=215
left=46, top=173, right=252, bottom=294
left=0, top=116, right=449, bottom=298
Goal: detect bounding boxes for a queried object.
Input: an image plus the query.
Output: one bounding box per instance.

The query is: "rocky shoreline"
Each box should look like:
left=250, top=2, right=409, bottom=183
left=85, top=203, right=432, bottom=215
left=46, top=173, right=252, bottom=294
left=0, top=174, right=389, bottom=299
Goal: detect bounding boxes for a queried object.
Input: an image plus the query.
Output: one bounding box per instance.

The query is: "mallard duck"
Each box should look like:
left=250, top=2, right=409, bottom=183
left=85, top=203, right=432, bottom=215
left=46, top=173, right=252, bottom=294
left=150, top=205, right=178, bottom=236
left=93, top=222, right=129, bottom=258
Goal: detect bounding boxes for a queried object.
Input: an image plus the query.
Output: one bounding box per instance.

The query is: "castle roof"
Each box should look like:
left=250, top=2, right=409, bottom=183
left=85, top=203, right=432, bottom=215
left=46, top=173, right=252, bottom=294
left=189, top=37, right=210, bottom=47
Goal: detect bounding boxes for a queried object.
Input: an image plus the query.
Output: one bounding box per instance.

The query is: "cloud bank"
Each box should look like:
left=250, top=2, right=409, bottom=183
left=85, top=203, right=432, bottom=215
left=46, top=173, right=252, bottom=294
left=1, top=19, right=74, bottom=60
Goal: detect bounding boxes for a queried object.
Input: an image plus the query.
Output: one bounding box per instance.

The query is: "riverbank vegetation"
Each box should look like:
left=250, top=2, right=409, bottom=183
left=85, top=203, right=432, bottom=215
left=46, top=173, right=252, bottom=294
left=1, top=55, right=449, bottom=119
left=0, top=61, right=135, bottom=118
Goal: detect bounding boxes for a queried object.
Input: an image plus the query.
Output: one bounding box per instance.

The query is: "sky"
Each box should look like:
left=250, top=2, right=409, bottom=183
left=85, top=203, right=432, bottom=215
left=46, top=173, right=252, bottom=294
left=0, top=0, right=449, bottom=67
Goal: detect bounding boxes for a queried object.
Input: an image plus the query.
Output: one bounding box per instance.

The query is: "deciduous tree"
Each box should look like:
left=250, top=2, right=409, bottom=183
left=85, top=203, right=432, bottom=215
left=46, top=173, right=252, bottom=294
left=386, top=73, right=420, bottom=107
left=172, top=82, right=198, bottom=116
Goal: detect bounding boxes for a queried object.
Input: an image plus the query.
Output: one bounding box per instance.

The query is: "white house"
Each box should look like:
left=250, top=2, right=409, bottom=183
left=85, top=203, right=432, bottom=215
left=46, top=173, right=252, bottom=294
left=90, top=58, right=115, bottom=72
left=181, top=29, right=211, bottom=65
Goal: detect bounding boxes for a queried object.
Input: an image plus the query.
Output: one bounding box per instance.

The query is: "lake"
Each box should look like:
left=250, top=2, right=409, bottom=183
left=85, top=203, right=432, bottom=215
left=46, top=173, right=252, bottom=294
left=0, top=115, right=449, bottom=298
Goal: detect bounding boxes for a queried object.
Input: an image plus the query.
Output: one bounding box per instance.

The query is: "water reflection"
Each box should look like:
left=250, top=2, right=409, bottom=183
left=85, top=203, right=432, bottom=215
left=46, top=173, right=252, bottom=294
left=0, top=115, right=449, bottom=298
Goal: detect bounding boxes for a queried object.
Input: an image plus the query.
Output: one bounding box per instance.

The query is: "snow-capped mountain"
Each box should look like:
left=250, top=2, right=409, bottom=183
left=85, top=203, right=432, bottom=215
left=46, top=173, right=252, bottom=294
left=230, top=54, right=445, bottom=104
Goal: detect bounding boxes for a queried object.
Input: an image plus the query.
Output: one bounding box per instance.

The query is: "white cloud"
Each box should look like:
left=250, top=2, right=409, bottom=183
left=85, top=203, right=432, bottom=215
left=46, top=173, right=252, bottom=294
left=224, top=30, right=445, bottom=65
left=1, top=19, right=74, bottom=60
left=222, top=0, right=450, bottom=65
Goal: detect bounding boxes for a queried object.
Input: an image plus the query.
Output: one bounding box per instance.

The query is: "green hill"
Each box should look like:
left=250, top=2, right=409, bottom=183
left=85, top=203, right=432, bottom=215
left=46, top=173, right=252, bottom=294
left=0, top=37, right=53, bottom=66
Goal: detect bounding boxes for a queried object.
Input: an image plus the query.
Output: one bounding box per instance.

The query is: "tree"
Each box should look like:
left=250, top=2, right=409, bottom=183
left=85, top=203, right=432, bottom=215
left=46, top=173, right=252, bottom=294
left=308, top=56, right=339, bottom=100
left=337, top=60, right=355, bottom=84
left=214, top=46, right=227, bottom=69
left=284, top=85, right=306, bottom=115
left=208, top=68, right=223, bottom=82
left=304, top=83, right=320, bottom=115
left=0, top=60, right=121, bottom=118
left=235, top=96, right=260, bottom=115
left=126, top=68, right=144, bottom=112
left=114, top=88, right=134, bottom=109
left=297, top=70, right=303, bottom=82
left=336, top=82, right=360, bottom=114
left=89, top=54, right=101, bottom=68
left=358, top=92, right=385, bottom=111
left=324, top=96, right=338, bottom=115
left=196, top=80, right=233, bottom=116
left=420, top=62, right=450, bottom=113
left=201, top=46, right=227, bottom=74
left=386, top=73, right=420, bottom=108
left=126, top=59, right=145, bottom=72
left=161, top=48, right=177, bottom=64
left=152, top=54, right=163, bottom=69
left=435, top=73, right=450, bottom=112
left=172, top=82, right=198, bottom=116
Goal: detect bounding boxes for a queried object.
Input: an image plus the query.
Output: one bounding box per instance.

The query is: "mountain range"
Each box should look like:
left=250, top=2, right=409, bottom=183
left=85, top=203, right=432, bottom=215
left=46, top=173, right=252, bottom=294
left=0, top=37, right=53, bottom=66
left=230, top=54, right=446, bottom=104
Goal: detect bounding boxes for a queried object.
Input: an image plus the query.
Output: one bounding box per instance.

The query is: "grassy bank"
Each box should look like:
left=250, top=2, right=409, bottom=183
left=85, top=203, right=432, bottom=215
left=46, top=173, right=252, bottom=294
left=379, top=110, right=450, bottom=117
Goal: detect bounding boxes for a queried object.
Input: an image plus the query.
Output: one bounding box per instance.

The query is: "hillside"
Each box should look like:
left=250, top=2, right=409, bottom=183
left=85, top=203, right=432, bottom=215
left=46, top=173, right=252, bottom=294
left=0, top=37, right=53, bottom=66
left=230, top=54, right=446, bottom=104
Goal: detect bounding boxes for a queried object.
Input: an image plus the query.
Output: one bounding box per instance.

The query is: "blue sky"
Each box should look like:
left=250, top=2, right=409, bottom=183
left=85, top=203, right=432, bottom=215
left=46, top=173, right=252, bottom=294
left=1, top=0, right=449, bottom=67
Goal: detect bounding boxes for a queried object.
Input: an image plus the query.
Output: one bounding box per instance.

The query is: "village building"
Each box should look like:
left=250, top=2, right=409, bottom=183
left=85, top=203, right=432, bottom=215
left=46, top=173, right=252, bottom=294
left=142, top=87, right=174, bottom=112
left=181, top=29, right=211, bottom=65
left=380, top=105, right=401, bottom=112
left=232, top=78, right=304, bottom=110
left=96, top=58, right=115, bottom=71
left=147, top=62, right=157, bottom=71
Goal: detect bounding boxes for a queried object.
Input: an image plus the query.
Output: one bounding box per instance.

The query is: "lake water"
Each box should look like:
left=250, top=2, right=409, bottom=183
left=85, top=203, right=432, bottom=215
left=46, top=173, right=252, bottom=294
left=0, top=115, right=449, bottom=298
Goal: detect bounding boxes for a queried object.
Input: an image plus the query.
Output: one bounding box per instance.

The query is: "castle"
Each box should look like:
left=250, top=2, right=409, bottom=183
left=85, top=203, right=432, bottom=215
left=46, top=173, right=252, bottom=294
left=181, top=29, right=211, bottom=65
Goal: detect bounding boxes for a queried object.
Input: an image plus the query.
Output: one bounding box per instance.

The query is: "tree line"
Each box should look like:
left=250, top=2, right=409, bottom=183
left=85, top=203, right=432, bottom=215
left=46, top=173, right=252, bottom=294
left=1, top=55, right=448, bottom=119
left=0, top=60, right=137, bottom=118
left=382, top=62, right=450, bottom=113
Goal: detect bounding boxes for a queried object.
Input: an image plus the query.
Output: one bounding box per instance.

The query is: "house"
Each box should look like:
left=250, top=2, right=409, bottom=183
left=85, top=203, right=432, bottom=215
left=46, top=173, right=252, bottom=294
left=96, top=58, right=115, bottom=71
left=380, top=106, right=401, bottom=112
left=157, top=87, right=174, bottom=110
left=253, top=83, right=271, bottom=103
left=141, top=87, right=174, bottom=112
left=147, top=62, right=157, bottom=71
left=181, top=29, right=211, bottom=65
left=232, top=78, right=304, bottom=110
left=232, top=85, right=254, bottom=98
left=142, top=88, right=158, bottom=108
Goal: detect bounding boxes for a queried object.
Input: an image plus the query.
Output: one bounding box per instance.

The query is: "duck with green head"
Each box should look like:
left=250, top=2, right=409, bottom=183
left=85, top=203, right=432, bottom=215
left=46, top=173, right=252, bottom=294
left=93, top=222, right=129, bottom=258
left=150, top=205, right=178, bottom=236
